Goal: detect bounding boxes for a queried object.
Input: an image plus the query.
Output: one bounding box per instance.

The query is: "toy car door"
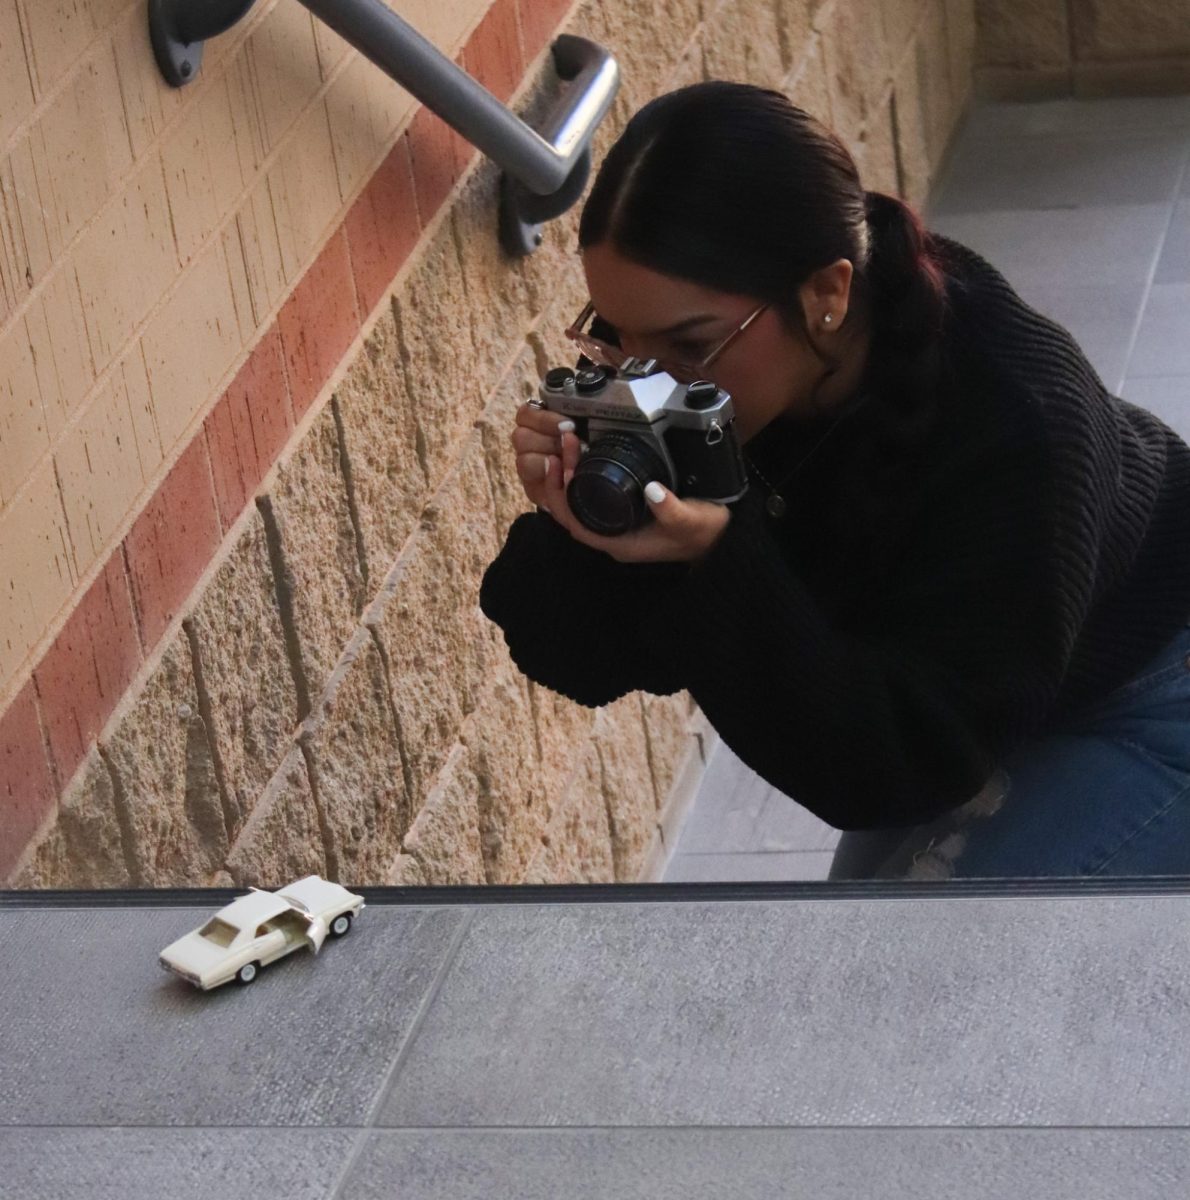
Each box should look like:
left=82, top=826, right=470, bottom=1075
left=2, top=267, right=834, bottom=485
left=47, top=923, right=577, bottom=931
left=303, top=915, right=328, bottom=955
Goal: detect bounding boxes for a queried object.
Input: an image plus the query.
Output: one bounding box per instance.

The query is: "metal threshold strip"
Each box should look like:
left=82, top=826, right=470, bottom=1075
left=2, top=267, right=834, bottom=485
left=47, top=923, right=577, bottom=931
left=5, top=876, right=1190, bottom=908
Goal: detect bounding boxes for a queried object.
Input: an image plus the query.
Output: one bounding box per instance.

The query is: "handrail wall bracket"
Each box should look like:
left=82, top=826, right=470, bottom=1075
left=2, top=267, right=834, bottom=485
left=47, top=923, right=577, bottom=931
left=148, top=0, right=619, bottom=256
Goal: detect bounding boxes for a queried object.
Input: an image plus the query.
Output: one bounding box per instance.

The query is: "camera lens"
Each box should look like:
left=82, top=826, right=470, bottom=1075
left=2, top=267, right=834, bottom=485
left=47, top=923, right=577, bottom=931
left=566, top=431, right=672, bottom=536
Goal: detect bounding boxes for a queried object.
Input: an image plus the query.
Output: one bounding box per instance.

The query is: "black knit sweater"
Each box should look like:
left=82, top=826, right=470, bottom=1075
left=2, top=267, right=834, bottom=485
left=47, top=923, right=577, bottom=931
left=479, top=237, right=1190, bottom=830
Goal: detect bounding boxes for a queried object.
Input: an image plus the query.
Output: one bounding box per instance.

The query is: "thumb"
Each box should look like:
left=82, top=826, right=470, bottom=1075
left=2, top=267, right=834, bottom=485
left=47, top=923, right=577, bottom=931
left=644, top=480, right=676, bottom=516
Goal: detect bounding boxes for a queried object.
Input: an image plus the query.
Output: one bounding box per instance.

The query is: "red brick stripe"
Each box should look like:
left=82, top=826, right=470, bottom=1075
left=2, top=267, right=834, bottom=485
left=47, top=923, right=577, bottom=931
left=3, top=0, right=567, bottom=863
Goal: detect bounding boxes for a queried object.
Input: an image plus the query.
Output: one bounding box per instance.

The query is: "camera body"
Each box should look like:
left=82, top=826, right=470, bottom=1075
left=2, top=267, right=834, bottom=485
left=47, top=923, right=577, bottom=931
left=534, top=357, right=749, bottom=536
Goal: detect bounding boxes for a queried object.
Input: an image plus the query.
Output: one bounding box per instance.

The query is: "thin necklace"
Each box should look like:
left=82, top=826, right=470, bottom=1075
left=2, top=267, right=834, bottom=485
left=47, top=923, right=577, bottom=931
left=744, top=392, right=869, bottom=519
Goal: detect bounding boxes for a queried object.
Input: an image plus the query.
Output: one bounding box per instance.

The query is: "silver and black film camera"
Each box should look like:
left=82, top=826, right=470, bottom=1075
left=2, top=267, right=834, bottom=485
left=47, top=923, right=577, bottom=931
left=533, top=358, right=749, bottom=536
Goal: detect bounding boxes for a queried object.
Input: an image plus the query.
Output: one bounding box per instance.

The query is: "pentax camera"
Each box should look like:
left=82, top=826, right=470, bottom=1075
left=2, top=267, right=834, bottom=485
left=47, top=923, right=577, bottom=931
left=533, top=357, right=749, bottom=536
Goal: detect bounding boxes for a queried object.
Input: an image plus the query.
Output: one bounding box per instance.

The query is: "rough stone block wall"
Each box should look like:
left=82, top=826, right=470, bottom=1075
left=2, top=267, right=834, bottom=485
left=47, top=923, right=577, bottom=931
left=2, top=0, right=973, bottom=889
left=975, top=0, right=1190, bottom=98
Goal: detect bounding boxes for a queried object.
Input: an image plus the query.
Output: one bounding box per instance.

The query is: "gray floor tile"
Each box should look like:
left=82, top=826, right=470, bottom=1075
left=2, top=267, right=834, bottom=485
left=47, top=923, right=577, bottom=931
left=927, top=205, right=1170, bottom=292
left=1127, top=284, right=1190, bottom=377
left=0, top=1129, right=349, bottom=1200
left=0, top=906, right=466, bottom=1126
left=1154, top=200, right=1190, bottom=283
left=376, top=896, right=1190, bottom=1127
left=1120, top=376, right=1190, bottom=442
left=671, top=745, right=846, bottom=857
left=339, top=1129, right=1190, bottom=1200
left=663, top=850, right=836, bottom=881
left=930, top=133, right=1187, bottom=213
left=960, top=96, right=1190, bottom=140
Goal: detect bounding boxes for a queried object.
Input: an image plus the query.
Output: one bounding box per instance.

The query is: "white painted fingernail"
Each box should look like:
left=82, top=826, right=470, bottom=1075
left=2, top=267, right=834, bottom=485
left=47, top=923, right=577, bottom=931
left=542, top=457, right=550, bottom=481
left=557, top=420, right=576, bottom=433
left=645, top=481, right=665, bottom=503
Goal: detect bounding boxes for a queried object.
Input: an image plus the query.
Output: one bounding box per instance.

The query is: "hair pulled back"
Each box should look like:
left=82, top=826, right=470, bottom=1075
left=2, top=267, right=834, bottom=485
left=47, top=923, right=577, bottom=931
left=579, top=82, right=951, bottom=445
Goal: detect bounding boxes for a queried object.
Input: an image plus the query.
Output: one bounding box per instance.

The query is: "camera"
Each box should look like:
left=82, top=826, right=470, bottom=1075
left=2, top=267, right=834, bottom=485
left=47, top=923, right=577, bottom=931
left=533, top=357, right=749, bottom=536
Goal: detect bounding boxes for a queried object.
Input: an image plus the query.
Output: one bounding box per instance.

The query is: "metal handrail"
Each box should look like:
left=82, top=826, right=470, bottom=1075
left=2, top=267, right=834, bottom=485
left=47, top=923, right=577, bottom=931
left=148, top=0, right=620, bottom=255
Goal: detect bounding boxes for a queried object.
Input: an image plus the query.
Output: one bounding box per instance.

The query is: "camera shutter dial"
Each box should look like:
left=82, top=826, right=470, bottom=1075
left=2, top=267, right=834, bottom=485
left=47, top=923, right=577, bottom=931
left=544, top=367, right=575, bottom=390
left=574, top=367, right=609, bottom=394
left=684, top=380, right=719, bottom=410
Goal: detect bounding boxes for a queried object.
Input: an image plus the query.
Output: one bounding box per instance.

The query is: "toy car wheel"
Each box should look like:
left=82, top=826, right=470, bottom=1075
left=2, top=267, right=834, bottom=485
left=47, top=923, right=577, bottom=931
left=236, top=961, right=261, bottom=985
left=330, top=913, right=352, bottom=938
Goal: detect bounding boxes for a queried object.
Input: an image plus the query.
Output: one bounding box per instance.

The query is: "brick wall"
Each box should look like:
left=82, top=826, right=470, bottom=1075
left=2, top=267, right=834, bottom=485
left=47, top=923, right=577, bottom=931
left=1, top=0, right=975, bottom=888
left=975, top=0, right=1190, bottom=98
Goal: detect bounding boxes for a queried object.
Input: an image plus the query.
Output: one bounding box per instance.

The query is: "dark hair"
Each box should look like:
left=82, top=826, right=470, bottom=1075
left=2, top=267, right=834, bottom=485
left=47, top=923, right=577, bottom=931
left=578, top=81, right=951, bottom=445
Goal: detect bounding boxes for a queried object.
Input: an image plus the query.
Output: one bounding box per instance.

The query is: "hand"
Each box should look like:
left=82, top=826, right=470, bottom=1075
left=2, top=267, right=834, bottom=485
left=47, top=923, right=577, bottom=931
left=511, top=403, right=732, bottom=564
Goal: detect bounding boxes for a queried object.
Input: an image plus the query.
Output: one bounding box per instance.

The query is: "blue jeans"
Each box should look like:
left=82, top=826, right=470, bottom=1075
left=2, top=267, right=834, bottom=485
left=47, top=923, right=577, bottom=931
left=828, top=622, right=1190, bottom=879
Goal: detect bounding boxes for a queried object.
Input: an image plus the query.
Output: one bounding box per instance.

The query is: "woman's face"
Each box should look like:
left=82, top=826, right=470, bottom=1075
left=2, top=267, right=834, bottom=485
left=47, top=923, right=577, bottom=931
left=581, top=243, right=863, bottom=444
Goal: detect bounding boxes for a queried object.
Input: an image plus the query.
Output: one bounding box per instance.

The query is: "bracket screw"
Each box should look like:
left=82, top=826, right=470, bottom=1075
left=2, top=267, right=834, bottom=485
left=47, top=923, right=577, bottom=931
left=180, top=60, right=192, bottom=78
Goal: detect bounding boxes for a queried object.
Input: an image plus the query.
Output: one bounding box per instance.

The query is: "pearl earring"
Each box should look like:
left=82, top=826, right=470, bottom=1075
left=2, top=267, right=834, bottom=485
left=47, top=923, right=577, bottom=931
left=823, top=313, right=833, bottom=325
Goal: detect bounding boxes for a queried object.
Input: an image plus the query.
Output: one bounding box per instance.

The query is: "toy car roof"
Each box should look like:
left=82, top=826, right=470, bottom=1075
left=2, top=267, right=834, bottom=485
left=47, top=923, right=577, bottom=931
left=215, top=890, right=296, bottom=927
left=276, top=875, right=355, bottom=913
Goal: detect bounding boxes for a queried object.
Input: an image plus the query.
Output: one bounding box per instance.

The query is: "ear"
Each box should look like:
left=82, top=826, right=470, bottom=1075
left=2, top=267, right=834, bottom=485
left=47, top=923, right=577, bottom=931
left=798, top=258, right=854, bottom=331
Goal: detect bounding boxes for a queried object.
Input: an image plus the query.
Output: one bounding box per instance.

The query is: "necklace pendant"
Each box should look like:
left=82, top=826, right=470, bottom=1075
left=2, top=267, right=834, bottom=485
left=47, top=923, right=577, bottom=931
left=765, top=493, right=787, bottom=519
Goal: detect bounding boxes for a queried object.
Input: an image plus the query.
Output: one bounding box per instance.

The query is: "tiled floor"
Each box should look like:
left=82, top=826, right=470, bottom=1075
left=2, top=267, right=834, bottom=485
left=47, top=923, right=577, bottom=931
left=663, top=94, right=1190, bottom=884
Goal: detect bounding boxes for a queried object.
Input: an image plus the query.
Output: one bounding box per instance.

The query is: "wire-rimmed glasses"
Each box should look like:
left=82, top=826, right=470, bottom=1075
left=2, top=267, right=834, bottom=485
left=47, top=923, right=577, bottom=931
left=564, top=299, right=769, bottom=384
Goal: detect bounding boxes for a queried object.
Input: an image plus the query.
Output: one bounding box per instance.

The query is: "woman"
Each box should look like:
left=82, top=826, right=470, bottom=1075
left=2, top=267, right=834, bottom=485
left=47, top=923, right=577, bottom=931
left=479, top=81, right=1190, bottom=879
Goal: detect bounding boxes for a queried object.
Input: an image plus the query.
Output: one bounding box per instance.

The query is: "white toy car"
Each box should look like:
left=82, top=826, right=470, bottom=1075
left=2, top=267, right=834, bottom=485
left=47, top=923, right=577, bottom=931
left=159, top=875, right=365, bottom=990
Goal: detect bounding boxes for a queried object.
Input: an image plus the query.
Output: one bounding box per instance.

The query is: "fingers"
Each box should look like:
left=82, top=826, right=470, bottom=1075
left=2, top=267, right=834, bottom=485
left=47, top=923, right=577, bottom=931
left=561, top=430, right=582, bottom=487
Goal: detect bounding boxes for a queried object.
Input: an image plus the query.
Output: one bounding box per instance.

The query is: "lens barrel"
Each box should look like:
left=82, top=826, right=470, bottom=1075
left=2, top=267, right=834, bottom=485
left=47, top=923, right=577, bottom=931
left=566, top=431, right=671, bottom=536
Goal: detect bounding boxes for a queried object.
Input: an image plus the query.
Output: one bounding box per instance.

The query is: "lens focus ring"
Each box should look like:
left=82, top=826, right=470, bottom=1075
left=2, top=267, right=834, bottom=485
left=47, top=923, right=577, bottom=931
left=566, top=431, right=671, bottom=536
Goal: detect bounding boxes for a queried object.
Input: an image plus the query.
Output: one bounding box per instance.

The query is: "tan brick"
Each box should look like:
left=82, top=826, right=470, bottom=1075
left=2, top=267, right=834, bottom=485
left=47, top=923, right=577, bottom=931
left=236, top=176, right=289, bottom=326
left=102, top=632, right=230, bottom=886
left=161, top=74, right=249, bottom=266
left=945, top=0, right=977, bottom=107
left=372, top=433, right=502, bottom=809
left=25, top=264, right=94, bottom=441
left=119, top=343, right=164, bottom=483
left=475, top=345, right=539, bottom=546
left=522, top=741, right=614, bottom=883
left=817, top=0, right=894, bottom=144
left=301, top=632, right=409, bottom=884
left=702, top=0, right=787, bottom=89
left=269, top=404, right=364, bottom=702
left=141, top=233, right=245, bottom=450
left=54, top=372, right=146, bottom=564
left=527, top=678, right=597, bottom=813
left=187, top=507, right=299, bottom=836
left=35, top=41, right=134, bottom=249
left=0, top=318, right=48, bottom=507
left=22, top=0, right=108, bottom=96
left=268, top=99, right=344, bottom=284
left=1071, top=0, right=1190, bottom=62
left=73, top=153, right=178, bottom=372
left=853, top=98, right=901, bottom=196
left=225, top=748, right=329, bottom=887
left=331, top=306, right=428, bottom=572
left=975, top=0, right=1070, bottom=70
left=891, top=44, right=931, bottom=209
left=109, top=3, right=187, bottom=159
left=459, top=652, right=550, bottom=883
left=1, top=134, right=55, bottom=293
left=324, top=51, right=417, bottom=204
left=222, top=222, right=256, bottom=347
left=0, top=460, right=76, bottom=692
left=247, top=3, right=323, bottom=152
left=640, top=690, right=694, bottom=812
left=666, top=33, right=708, bottom=91
left=12, top=750, right=130, bottom=888
left=312, top=19, right=352, bottom=80
left=914, top=0, right=957, bottom=173
left=390, top=220, right=480, bottom=495
left=400, top=742, right=487, bottom=884
left=785, top=34, right=834, bottom=125
left=592, top=693, right=660, bottom=882
left=882, top=0, right=930, bottom=67
left=0, top=1, right=35, bottom=148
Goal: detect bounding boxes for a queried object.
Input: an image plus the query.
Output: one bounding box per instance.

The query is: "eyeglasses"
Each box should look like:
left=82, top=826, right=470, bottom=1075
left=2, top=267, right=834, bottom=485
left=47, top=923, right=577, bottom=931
left=564, top=299, right=769, bottom=384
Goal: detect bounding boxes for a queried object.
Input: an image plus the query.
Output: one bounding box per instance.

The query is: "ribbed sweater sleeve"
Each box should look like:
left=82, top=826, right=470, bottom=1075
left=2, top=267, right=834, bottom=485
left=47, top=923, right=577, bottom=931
left=479, top=508, right=687, bottom=707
